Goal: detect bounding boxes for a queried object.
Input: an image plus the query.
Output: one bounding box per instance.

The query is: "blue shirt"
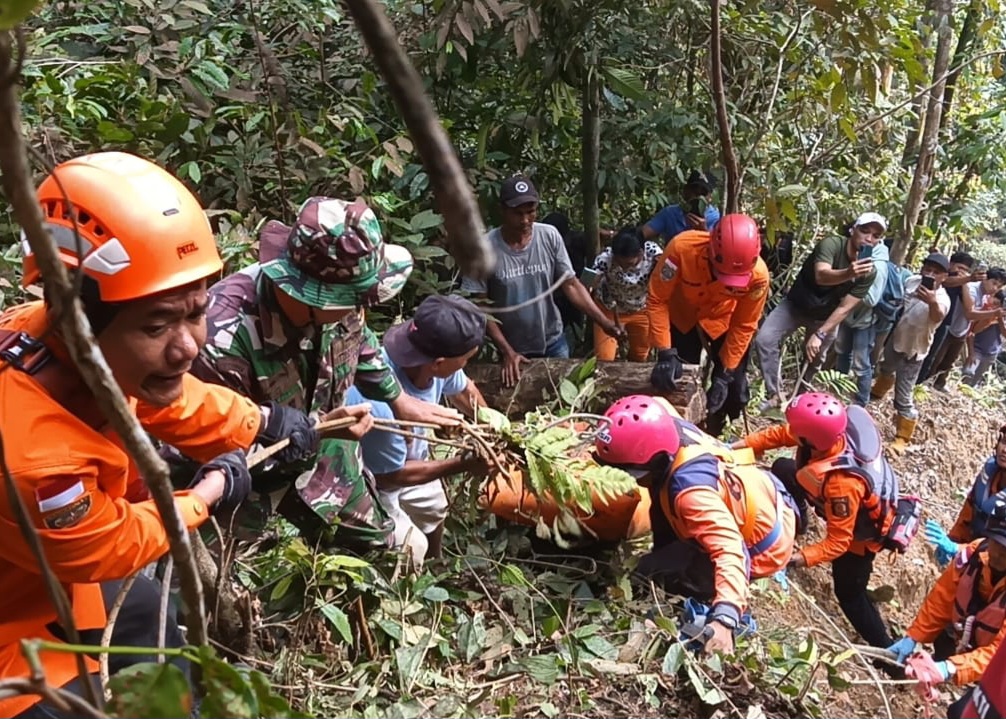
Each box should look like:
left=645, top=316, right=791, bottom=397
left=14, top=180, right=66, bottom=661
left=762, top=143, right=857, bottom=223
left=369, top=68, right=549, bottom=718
left=645, top=204, right=721, bottom=242
left=345, top=348, right=468, bottom=475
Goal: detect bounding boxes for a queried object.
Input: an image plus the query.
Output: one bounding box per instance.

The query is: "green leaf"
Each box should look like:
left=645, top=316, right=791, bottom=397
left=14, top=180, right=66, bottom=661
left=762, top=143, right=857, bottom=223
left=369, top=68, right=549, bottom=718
left=478, top=406, right=512, bottom=433
left=601, top=66, right=646, bottom=101
left=422, top=585, right=450, bottom=602
left=107, top=662, right=192, bottom=718
left=775, top=184, right=807, bottom=197
left=686, top=664, right=726, bottom=705
left=191, top=60, right=229, bottom=91
left=410, top=208, right=443, bottom=231
left=317, top=601, right=353, bottom=643
left=499, top=563, right=527, bottom=586
left=662, top=644, right=685, bottom=674
left=96, top=120, right=135, bottom=142
left=395, top=644, right=427, bottom=692
left=559, top=378, right=579, bottom=405
left=826, top=665, right=851, bottom=690
left=457, top=611, right=487, bottom=663
left=517, top=654, right=561, bottom=685
left=199, top=650, right=258, bottom=718
left=270, top=574, right=293, bottom=602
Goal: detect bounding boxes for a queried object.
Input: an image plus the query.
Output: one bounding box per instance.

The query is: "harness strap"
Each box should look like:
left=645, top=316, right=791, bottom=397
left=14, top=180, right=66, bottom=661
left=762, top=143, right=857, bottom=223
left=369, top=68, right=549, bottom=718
left=0, top=329, right=52, bottom=375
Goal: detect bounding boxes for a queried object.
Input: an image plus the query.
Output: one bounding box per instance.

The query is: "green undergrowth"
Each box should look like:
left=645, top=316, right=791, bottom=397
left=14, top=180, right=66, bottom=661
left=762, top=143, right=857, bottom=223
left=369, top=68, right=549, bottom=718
left=230, top=515, right=859, bottom=719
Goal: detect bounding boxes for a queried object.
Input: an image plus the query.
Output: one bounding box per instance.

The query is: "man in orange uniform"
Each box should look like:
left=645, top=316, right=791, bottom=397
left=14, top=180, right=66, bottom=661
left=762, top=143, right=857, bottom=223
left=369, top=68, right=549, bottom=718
left=647, top=214, right=770, bottom=435
left=886, top=503, right=1006, bottom=719
left=0, top=153, right=352, bottom=718
left=594, top=395, right=797, bottom=654
left=925, top=424, right=1006, bottom=568
left=733, top=392, right=899, bottom=650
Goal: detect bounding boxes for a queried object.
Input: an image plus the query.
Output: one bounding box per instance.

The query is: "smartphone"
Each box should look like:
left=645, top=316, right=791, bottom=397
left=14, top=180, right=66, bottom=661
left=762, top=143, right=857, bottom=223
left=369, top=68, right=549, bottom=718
left=978, top=261, right=990, bottom=272
left=687, top=197, right=707, bottom=217
left=920, top=275, right=936, bottom=291
left=579, top=266, right=601, bottom=290
left=857, top=244, right=873, bottom=261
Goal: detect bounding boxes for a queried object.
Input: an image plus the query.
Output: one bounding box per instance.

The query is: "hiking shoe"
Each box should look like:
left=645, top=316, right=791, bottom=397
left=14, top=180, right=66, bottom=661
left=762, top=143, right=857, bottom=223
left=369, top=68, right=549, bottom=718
left=757, top=396, right=779, bottom=413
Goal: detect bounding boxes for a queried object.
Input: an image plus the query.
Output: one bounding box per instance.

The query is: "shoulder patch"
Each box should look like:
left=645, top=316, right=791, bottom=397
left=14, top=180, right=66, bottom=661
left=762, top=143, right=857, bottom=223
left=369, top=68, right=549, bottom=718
left=43, top=494, right=92, bottom=530
left=955, top=544, right=972, bottom=569
left=660, top=257, right=678, bottom=282
left=749, top=285, right=767, bottom=299
left=830, top=497, right=851, bottom=518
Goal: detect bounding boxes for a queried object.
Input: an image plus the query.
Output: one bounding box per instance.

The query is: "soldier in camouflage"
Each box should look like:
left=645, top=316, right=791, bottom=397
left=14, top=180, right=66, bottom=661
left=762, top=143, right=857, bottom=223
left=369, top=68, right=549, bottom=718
left=191, top=197, right=462, bottom=550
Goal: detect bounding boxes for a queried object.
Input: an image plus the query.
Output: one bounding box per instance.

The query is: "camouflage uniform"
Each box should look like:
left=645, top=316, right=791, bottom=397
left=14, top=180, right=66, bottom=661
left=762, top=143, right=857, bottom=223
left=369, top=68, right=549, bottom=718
left=192, top=197, right=414, bottom=550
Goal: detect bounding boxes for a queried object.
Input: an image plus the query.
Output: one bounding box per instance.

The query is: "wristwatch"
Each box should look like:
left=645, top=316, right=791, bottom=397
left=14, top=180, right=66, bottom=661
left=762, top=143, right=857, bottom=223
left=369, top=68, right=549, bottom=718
left=814, top=330, right=828, bottom=341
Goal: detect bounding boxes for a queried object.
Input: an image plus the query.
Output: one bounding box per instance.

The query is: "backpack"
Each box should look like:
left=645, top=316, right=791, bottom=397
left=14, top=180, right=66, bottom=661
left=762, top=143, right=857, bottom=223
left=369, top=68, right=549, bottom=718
left=828, top=406, right=919, bottom=552
left=872, top=263, right=906, bottom=325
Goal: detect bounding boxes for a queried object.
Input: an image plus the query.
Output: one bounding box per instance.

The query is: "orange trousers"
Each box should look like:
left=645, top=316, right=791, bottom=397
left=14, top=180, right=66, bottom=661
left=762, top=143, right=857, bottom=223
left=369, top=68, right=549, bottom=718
left=594, top=305, right=651, bottom=362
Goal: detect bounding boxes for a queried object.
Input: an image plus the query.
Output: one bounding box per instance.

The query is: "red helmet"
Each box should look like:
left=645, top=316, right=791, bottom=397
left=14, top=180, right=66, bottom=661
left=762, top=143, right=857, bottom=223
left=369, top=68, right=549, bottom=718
left=710, top=214, right=760, bottom=289
left=595, top=395, right=681, bottom=467
left=785, top=392, right=848, bottom=451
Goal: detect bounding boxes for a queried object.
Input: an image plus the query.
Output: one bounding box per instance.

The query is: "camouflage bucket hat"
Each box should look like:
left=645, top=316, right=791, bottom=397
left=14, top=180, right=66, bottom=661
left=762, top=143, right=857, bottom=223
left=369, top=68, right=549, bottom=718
left=261, top=196, right=414, bottom=310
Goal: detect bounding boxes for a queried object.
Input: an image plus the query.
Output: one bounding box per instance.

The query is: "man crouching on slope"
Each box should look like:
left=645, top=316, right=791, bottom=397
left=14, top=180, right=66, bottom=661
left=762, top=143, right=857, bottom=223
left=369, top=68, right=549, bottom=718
left=593, top=395, right=797, bottom=654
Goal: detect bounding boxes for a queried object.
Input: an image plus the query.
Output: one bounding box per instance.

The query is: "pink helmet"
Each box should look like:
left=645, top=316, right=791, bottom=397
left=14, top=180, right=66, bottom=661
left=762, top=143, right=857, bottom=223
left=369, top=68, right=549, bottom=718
left=785, top=392, right=848, bottom=451
left=595, top=395, right=680, bottom=467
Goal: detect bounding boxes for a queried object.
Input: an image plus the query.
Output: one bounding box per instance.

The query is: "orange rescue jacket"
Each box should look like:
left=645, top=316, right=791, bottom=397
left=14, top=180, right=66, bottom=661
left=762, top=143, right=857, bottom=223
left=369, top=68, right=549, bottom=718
left=658, top=420, right=796, bottom=615
left=0, top=302, right=262, bottom=716
left=743, top=423, right=888, bottom=565
left=908, top=540, right=1006, bottom=686
left=646, top=230, right=770, bottom=370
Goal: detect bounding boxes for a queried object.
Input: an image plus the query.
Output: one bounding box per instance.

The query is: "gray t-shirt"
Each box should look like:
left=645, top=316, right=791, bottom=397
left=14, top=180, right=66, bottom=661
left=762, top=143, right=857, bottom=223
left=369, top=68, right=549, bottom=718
left=461, top=223, right=574, bottom=356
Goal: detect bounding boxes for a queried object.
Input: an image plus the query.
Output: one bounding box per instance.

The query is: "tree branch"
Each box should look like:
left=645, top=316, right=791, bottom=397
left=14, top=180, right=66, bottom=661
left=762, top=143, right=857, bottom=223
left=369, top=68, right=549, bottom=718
left=709, top=0, right=740, bottom=213
left=342, top=0, right=494, bottom=280
left=0, top=31, right=208, bottom=655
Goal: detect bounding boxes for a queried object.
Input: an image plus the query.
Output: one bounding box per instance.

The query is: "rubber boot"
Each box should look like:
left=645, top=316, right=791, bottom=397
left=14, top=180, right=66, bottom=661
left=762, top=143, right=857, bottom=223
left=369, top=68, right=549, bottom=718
left=870, top=373, right=895, bottom=400
left=888, top=415, right=917, bottom=456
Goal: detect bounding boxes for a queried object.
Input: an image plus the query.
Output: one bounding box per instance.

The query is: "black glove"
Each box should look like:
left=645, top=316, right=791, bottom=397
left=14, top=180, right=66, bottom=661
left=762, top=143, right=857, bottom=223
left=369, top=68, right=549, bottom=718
left=257, top=402, right=319, bottom=463
left=651, top=348, right=683, bottom=392
left=706, top=368, right=734, bottom=414
left=190, top=449, right=252, bottom=516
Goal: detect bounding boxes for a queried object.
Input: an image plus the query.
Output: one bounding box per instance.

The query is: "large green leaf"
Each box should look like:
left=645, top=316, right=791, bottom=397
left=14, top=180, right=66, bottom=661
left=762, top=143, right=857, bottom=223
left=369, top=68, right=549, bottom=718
left=107, top=662, right=192, bottom=718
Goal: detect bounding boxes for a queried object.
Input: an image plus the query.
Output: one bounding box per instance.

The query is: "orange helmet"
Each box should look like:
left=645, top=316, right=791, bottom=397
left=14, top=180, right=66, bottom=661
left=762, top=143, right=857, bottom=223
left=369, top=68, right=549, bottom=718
left=23, top=152, right=222, bottom=302
left=709, top=213, right=760, bottom=289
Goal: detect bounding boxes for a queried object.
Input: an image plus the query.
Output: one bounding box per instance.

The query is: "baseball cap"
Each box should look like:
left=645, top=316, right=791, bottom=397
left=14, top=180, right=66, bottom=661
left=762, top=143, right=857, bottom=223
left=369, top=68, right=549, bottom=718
left=500, top=175, right=539, bottom=208
left=684, top=169, right=712, bottom=195
left=986, top=498, right=1006, bottom=548
left=384, top=295, right=487, bottom=367
left=261, top=197, right=413, bottom=311
left=854, top=212, right=887, bottom=232
left=922, top=252, right=951, bottom=272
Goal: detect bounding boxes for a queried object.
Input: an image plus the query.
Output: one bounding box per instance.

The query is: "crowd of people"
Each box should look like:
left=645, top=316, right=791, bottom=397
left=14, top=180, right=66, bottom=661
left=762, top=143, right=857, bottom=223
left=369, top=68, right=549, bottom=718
left=0, top=152, right=1003, bottom=718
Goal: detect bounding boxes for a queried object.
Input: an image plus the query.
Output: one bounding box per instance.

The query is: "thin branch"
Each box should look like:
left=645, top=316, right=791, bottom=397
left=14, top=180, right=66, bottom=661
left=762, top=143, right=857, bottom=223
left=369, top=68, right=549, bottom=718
left=709, top=0, right=740, bottom=213
left=99, top=574, right=138, bottom=699
left=0, top=678, right=107, bottom=719
left=803, top=48, right=1006, bottom=172
left=740, top=8, right=813, bottom=167
left=0, top=32, right=209, bottom=652
left=342, top=0, right=494, bottom=280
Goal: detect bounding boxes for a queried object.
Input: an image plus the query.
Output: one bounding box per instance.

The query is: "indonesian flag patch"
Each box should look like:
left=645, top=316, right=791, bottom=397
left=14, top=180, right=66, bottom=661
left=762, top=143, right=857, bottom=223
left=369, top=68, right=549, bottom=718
left=35, top=477, right=92, bottom=529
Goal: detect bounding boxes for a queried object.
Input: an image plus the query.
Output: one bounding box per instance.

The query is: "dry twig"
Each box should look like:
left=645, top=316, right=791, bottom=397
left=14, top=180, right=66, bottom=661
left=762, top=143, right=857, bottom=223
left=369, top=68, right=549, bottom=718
left=99, top=574, right=137, bottom=698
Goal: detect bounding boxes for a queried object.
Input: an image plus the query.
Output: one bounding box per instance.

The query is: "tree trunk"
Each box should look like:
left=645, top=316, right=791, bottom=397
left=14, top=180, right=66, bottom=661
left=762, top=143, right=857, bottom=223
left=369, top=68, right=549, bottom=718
left=581, top=62, right=601, bottom=258
left=939, top=0, right=979, bottom=131
left=709, top=0, right=741, bottom=213
left=465, top=360, right=706, bottom=422
left=892, top=0, right=955, bottom=265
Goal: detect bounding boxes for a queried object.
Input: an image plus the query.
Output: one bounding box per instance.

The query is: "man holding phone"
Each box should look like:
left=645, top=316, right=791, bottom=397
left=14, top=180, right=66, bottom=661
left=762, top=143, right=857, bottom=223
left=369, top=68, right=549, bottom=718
left=755, top=212, right=884, bottom=408
left=870, top=253, right=951, bottom=454
left=641, top=170, right=721, bottom=243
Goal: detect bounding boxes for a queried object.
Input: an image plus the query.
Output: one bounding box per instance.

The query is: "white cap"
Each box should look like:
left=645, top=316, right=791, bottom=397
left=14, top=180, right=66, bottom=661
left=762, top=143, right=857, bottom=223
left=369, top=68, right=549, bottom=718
left=854, top=212, right=887, bottom=231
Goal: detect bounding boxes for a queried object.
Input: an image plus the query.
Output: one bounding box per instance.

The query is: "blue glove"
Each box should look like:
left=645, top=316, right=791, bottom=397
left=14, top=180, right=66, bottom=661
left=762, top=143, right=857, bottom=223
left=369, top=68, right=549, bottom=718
left=772, top=569, right=790, bottom=592
left=935, top=660, right=954, bottom=683
left=886, top=636, right=918, bottom=663
left=924, top=519, right=958, bottom=568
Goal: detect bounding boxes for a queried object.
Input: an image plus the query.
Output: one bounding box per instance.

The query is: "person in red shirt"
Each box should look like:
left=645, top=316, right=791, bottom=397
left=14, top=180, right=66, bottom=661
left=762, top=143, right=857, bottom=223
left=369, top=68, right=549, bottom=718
left=0, top=152, right=360, bottom=718
left=733, top=392, right=899, bottom=650
left=593, top=395, right=797, bottom=654
left=646, top=214, right=770, bottom=435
